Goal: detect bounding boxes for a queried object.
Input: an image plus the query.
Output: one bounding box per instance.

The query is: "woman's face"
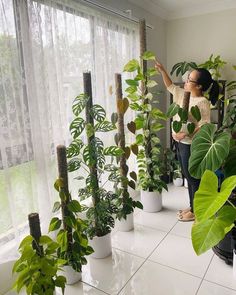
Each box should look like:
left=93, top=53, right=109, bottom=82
left=184, top=70, right=199, bottom=92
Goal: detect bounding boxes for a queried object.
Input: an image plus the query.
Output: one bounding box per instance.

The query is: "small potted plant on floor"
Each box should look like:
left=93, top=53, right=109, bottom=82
left=123, top=51, right=167, bottom=212
left=66, top=72, right=123, bottom=258
left=13, top=213, right=66, bottom=295
left=48, top=145, right=93, bottom=284
left=173, top=167, right=183, bottom=187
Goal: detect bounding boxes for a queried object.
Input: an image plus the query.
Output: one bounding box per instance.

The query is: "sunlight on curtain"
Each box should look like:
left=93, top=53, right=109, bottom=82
left=0, top=0, right=139, bottom=261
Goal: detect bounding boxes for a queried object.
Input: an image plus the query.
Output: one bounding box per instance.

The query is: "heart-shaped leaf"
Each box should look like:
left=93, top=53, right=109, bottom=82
left=172, top=121, right=182, bottom=133
left=127, top=121, right=136, bottom=134
left=166, top=103, right=180, bottom=118
left=191, top=106, right=201, bottom=122
left=123, top=59, right=140, bottom=72
left=187, top=122, right=195, bottom=134
left=131, top=144, right=139, bottom=155
left=124, top=146, right=131, bottom=159
left=117, top=98, right=129, bottom=114
left=130, top=171, right=137, bottom=181
left=128, top=180, right=136, bottom=190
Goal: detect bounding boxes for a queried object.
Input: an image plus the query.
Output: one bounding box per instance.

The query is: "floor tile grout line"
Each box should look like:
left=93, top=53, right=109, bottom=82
left=204, top=278, right=236, bottom=292
left=116, top=222, right=176, bottom=295
left=194, top=252, right=215, bottom=295
left=146, top=259, right=203, bottom=280
left=80, top=280, right=110, bottom=294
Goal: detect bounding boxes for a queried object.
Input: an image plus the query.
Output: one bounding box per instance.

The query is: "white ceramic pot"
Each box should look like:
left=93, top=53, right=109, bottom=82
left=233, top=249, right=236, bottom=277
left=184, top=178, right=188, bottom=188
left=173, top=177, right=183, bottom=187
left=59, top=265, right=81, bottom=285
left=141, top=190, right=162, bottom=212
left=116, top=212, right=134, bottom=232
left=89, top=233, right=112, bottom=259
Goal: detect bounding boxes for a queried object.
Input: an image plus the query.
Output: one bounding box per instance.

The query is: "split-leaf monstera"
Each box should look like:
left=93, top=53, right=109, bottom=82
left=67, top=73, right=124, bottom=238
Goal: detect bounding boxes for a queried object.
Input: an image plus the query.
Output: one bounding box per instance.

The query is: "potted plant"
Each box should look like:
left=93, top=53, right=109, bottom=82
left=173, top=168, right=183, bottom=187
left=167, top=91, right=202, bottom=135
left=48, top=145, right=93, bottom=284
left=198, top=54, right=227, bottom=80
left=159, top=147, right=179, bottom=184
left=113, top=73, right=143, bottom=231
left=123, top=51, right=167, bottom=212
left=189, top=71, right=236, bottom=258
left=66, top=72, right=123, bottom=258
left=170, top=61, right=198, bottom=81
left=13, top=213, right=66, bottom=295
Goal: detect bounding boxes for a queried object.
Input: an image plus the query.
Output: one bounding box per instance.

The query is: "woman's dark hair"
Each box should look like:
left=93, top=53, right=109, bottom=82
left=195, top=68, right=220, bottom=105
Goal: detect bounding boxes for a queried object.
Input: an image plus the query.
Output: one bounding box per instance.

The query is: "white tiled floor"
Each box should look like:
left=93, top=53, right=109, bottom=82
left=72, top=184, right=236, bottom=295
left=10, top=184, right=236, bottom=295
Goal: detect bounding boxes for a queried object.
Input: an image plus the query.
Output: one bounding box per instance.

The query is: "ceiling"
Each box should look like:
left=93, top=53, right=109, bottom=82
left=128, top=0, right=236, bottom=20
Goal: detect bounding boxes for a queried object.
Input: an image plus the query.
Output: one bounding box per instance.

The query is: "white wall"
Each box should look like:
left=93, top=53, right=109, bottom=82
left=167, top=9, right=236, bottom=82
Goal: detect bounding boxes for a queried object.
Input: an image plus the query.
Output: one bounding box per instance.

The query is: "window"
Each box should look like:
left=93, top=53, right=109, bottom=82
left=0, top=0, right=139, bottom=258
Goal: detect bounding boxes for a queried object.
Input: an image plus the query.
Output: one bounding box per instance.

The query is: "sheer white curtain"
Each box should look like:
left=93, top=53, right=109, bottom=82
left=0, top=0, right=139, bottom=261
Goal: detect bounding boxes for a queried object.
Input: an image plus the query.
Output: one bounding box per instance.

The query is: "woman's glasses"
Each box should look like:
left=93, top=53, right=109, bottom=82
left=187, top=75, right=198, bottom=84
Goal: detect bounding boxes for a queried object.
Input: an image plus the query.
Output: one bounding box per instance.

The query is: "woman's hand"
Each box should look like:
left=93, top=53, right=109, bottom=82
left=172, top=132, right=186, bottom=142
left=154, top=60, right=165, bottom=73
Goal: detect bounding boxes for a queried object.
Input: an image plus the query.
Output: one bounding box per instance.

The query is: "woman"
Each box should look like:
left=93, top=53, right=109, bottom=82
left=155, top=61, right=219, bottom=221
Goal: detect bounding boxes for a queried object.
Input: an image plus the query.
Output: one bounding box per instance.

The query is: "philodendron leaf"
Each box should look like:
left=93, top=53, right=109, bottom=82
left=147, top=80, right=157, bottom=88
left=123, top=59, right=140, bottom=72
left=117, top=98, right=129, bottom=114
left=125, top=79, right=139, bottom=86
left=189, top=123, right=231, bottom=178
left=223, top=141, right=236, bottom=178
left=68, top=200, right=82, bottom=213
left=172, top=121, right=182, bottom=133
left=127, top=121, right=136, bottom=134
left=194, top=170, right=236, bottom=222
left=49, top=217, right=62, bottom=232
left=187, top=122, right=195, bottom=134
left=166, top=103, right=180, bottom=118
left=191, top=106, right=201, bottom=122
left=192, top=206, right=236, bottom=255
left=111, top=112, right=118, bottom=124
left=142, top=51, right=156, bottom=60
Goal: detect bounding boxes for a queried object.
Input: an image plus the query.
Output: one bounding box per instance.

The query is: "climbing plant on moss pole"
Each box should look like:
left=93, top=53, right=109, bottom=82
left=123, top=51, right=167, bottom=192
left=189, top=123, right=231, bottom=179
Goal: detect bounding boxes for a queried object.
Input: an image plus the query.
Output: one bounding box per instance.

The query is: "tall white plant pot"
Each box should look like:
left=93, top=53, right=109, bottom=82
left=141, top=190, right=162, bottom=212
left=89, top=233, right=112, bottom=258
left=233, top=250, right=236, bottom=277
left=116, top=212, right=134, bottom=232
left=59, top=265, right=82, bottom=285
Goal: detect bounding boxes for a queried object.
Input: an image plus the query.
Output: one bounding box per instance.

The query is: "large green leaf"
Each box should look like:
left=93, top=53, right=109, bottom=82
left=123, top=59, right=140, bottom=72
left=190, top=106, right=201, bottom=122
left=142, top=51, right=156, bottom=60
left=95, top=121, right=115, bottom=132
left=224, top=141, right=236, bottom=177
left=189, top=124, right=231, bottom=178
left=67, top=139, right=84, bottom=158
left=192, top=206, right=236, bottom=255
left=166, top=103, right=180, bottom=118
left=90, top=104, right=106, bottom=122
left=194, top=170, right=236, bottom=222
left=70, top=117, right=86, bottom=138
left=103, top=146, right=124, bottom=156
left=72, top=94, right=88, bottom=115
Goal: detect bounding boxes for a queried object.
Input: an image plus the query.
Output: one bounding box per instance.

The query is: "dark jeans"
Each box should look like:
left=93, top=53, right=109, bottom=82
left=176, top=142, right=200, bottom=212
